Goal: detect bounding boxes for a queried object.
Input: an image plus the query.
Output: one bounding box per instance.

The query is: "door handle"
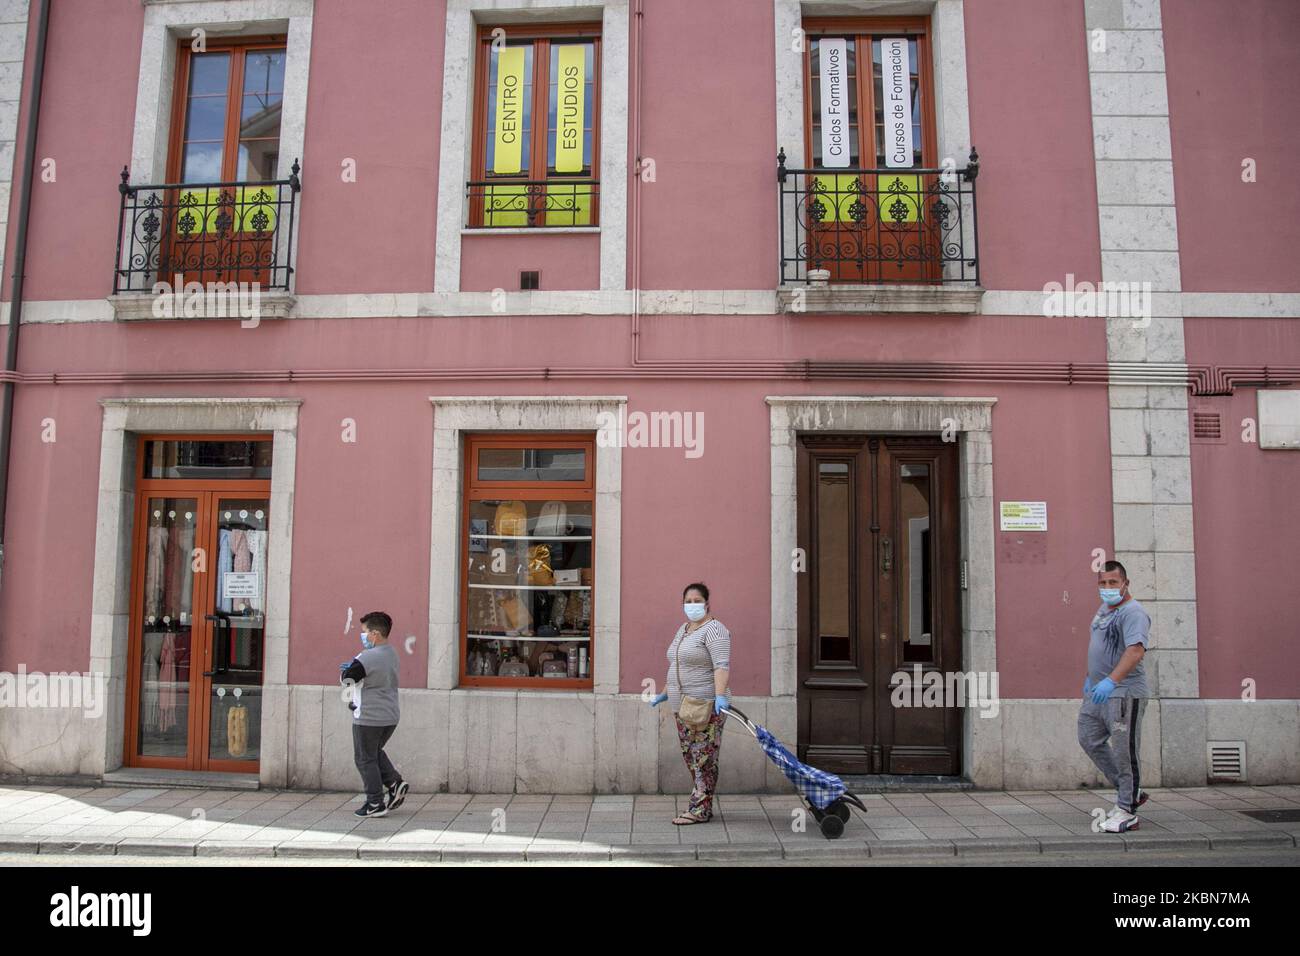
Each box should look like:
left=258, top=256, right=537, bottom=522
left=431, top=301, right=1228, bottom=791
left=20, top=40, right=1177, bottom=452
left=205, top=613, right=230, bottom=627
left=880, top=536, right=892, bottom=573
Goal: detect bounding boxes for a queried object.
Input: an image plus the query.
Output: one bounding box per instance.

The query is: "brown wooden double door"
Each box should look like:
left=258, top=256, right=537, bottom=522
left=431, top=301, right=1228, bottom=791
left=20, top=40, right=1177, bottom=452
left=797, top=434, right=961, bottom=775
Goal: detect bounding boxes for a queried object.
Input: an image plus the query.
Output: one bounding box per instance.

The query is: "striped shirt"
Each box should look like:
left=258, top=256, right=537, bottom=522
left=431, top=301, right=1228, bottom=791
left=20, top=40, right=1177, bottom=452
left=664, top=618, right=731, bottom=714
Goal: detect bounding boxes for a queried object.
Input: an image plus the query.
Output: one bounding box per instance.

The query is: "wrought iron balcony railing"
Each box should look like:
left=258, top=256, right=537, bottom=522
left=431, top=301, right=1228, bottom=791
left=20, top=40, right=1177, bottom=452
left=114, top=161, right=301, bottom=294
left=778, top=148, right=979, bottom=286
left=466, top=178, right=599, bottom=228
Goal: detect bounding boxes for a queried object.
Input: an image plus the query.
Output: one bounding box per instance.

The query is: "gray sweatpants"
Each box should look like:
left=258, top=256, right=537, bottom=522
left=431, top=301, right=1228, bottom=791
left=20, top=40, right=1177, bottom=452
left=1077, top=695, right=1145, bottom=813
left=352, top=722, right=400, bottom=806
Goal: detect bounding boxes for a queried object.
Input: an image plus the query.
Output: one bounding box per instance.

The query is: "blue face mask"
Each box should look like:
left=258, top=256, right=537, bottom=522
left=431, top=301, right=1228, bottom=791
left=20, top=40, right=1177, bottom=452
left=1099, top=588, right=1124, bottom=607
left=360, top=631, right=374, bottom=650
left=684, top=603, right=707, bottom=622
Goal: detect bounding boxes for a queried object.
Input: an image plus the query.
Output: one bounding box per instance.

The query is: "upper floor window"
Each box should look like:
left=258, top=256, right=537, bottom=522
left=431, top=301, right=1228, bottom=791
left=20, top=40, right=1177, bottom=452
left=797, top=17, right=946, bottom=284
left=468, top=24, right=601, bottom=228
left=170, top=37, right=287, bottom=185
left=804, top=19, right=934, bottom=171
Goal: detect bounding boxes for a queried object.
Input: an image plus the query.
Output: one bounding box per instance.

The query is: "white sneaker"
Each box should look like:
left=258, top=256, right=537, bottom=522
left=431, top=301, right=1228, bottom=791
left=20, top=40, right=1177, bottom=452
left=1099, top=807, right=1139, bottom=833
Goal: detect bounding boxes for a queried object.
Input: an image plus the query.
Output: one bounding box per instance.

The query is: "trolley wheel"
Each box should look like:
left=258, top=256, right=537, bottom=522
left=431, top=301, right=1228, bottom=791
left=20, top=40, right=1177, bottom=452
left=830, top=800, right=851, bottom=824
left=819, top=813, right=846, bottom=839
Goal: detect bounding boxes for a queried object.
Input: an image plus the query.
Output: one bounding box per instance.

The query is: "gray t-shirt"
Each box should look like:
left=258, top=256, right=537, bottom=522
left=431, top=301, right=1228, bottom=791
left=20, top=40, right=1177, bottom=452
left=1086, top=598, right=1150, bottom=697
left=350, top=644, right=401, bottom=726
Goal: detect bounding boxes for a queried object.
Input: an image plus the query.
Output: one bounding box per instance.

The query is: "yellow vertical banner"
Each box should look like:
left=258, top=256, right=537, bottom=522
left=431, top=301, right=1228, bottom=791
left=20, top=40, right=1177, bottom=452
left=493, top=46, right=526, bottom=174
left=554, top=45, right=586, bottom=173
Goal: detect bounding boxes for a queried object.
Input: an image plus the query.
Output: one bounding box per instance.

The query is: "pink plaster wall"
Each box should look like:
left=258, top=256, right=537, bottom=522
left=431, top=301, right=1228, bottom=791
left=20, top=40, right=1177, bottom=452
left=1163, top=0, right=1300, bottom=292
left=963, top=0, right=1102, bottom=292
left=0, top=311, right=1114, bottom=700
left=1185, top=318, right=1300, bottom=698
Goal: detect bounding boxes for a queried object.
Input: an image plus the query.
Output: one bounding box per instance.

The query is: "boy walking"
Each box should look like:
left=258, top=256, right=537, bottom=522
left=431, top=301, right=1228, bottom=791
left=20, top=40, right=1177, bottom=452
left=340, top=611, right=408, bottom=817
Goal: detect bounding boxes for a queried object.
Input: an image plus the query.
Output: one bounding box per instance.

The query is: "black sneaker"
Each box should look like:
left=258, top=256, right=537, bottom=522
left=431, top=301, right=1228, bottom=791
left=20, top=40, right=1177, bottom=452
left=386, top=780, right=409, bottom=811
left=355, top=801, right=388, bottom=818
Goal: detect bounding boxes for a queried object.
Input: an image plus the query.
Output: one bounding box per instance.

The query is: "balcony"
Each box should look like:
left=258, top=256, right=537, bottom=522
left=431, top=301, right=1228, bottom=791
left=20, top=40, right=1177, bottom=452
left=465, top=178, right=600, bottom=229
left=777, top=148, right=982, bottom=314
left=112, top=163, right=301, bottom=318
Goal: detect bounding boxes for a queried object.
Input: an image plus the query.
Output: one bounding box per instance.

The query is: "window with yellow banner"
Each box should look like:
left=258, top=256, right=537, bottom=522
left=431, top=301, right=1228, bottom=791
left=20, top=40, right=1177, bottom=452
left=472, top=26, right=600, bottom=227
left=802, top=19, right=940, bottom=282
left=174, top=186, right=279, bottom=237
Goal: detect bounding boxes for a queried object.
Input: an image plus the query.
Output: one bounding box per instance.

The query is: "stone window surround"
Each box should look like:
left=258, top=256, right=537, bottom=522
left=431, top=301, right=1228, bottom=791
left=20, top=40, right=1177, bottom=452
left=427, top=396, right=625, bottom=694
left=435, top=0, right=630, bottom=293
left=89, top=397, right=300, bottom=776
left=121, top=0, right=314, bottom=299
left=766, top=395, right=997, bottom=781
left=773, top=0, right=980, bottom=311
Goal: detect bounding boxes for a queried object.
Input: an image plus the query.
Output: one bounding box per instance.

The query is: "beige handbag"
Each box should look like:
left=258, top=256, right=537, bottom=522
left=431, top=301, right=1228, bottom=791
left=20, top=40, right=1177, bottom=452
left=674, top=629, right=713, bottom=730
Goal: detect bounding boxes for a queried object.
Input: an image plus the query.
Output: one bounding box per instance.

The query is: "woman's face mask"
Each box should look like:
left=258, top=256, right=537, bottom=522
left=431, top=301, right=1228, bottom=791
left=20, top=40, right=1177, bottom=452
left=684, top=602, right=708, bottom=622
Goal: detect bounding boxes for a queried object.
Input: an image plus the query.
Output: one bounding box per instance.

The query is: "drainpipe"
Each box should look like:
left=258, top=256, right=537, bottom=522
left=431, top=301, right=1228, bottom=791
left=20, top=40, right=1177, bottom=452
left=630, top=0, right=643, bottom=362
left=0, top=0, right=51, bottom=591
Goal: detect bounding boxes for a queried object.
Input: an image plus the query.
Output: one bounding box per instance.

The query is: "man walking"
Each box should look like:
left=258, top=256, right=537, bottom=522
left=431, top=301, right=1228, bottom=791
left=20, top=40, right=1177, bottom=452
left=340, top=611, right=408, bottom=818
left=1078, top=561, right=1151, bottom=833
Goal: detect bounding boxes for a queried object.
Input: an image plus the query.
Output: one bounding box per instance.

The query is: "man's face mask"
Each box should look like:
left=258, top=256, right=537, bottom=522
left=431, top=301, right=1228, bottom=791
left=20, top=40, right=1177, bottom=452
left=1099, top=587, right=1124, bottom=607
left=360, top=629, right=374, bottom=649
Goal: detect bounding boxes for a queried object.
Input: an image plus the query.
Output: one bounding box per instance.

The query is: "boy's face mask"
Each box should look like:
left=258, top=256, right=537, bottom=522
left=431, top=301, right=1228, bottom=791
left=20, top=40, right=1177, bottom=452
left=360, top=629, right=374, bottom=649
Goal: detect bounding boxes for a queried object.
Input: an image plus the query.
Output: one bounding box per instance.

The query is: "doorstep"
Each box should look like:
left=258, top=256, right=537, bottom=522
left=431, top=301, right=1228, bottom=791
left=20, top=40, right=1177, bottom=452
left=100, top=768, right=260, bottom=791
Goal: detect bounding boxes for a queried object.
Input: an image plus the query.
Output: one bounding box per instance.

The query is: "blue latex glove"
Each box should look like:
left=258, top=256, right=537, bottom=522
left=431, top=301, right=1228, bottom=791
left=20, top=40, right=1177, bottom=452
left=648, top=691, right=668, bottom=708
left=1090, top=677, right=1116, bottom=704
left=714, top=694, right=730, bottom=714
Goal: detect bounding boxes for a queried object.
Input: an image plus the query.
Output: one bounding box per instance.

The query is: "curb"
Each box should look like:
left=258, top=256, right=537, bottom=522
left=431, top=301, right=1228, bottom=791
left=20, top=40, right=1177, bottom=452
left=274, top=842, right=361, bottom=859
left=357, top=844, right=443, bottom=861
left=195, top=841, right=278, bottom=858
left=952, top=837, right=1041, bottom=856
left=114, top=839, right=197, bottom=857
left=867, top=839, right=956, bottom=857
left=3, top=833, right=1296, bottom=863
left=1208, top=832, right=1296, bottom=850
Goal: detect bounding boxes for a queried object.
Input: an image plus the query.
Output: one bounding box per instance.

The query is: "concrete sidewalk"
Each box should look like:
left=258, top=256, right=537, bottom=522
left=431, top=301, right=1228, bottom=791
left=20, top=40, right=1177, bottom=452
left=1, top=783, right=1297, bottom=862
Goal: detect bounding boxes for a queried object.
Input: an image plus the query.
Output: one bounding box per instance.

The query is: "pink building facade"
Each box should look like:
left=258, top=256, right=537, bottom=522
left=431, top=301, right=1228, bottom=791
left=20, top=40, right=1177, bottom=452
left=0, top=0, right=1297, bottom=792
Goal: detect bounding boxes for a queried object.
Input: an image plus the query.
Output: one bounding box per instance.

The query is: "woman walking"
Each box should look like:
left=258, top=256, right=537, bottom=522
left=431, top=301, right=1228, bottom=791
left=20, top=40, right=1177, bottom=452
left=649, top=582, right=732, bottom=825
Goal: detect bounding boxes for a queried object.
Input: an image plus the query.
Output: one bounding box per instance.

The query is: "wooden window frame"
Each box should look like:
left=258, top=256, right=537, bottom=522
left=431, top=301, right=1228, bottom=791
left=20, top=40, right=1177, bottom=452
left=460, top=433, right=596, bottom=689
left=123, top=434, right=274, bottom=772
left=468, top=23, right=603, bottom=228
left=166, top=34, right=288, bottom=186
left=801, top=17, right=938, bottom=171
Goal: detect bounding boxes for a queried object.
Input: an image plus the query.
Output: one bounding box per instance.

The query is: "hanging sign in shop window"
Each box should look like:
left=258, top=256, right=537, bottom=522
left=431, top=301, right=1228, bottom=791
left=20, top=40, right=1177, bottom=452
left=555, top=44, right=586, bottom=173
left=819, top=37, right=850, bottom=168
left=493, top=45, right=527, bottom=174
left=223, top=572, right=261, bottom=600
left=881, top=37, right=914, bottom=168
left=999, top=501, right=1048, bottom=532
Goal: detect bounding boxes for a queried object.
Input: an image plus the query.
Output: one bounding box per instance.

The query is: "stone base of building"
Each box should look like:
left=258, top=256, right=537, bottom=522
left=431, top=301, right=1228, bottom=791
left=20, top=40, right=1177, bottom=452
left=2, top=689, right=1297, bottom=792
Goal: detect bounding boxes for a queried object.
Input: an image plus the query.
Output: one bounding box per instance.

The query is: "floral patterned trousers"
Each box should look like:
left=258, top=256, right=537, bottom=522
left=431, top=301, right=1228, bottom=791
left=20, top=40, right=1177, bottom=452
left=675, top=708, right=725, bottom=818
